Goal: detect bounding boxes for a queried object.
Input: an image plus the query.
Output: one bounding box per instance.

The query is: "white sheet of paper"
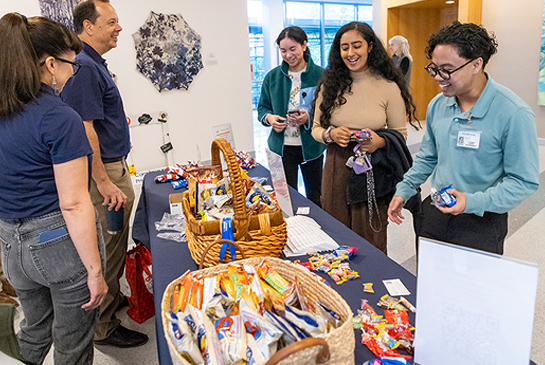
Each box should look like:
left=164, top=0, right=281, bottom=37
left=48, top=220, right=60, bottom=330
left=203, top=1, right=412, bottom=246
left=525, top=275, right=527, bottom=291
left=296, top=207, right=310, bottom=215
left=382, top=278, right=411, bottom=296
left=414, top=238, right=538, bottom=365
left=282, top=215, right=338, bottom=256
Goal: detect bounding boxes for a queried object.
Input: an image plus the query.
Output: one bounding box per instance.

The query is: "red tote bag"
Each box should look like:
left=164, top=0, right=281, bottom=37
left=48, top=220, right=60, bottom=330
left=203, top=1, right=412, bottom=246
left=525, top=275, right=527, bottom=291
left=125, top=244, right=155, bottom=324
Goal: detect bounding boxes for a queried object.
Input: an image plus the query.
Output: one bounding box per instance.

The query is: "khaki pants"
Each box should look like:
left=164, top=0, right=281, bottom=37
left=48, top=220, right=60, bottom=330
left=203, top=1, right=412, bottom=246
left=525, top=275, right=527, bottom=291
left=91, top=160, right=135, bottom=340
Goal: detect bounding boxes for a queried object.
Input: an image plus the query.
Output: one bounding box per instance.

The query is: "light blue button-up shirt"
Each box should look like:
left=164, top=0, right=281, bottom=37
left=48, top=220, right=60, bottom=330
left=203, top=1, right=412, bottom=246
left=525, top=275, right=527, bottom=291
left=395, top=74, right=539, bottom=216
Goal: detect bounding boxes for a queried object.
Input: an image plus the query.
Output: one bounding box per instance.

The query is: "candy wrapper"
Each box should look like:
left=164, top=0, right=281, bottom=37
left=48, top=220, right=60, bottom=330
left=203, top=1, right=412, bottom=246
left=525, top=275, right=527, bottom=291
left=235, top=150, right=258, bottom=170
left=363, top=282, right=375, bottom=293
left=431, top=184, right=456, bottom=208
left=399, top=297, right=416, bottom=313
left=246, top=184, right=274, bottom=210
left=215, top=315, right=247, bottom=365
left=167, top=166, right=189, bottom=179
left=377, top=295, right=405, bottom=311
left=155, top=173, right=182, bottom=183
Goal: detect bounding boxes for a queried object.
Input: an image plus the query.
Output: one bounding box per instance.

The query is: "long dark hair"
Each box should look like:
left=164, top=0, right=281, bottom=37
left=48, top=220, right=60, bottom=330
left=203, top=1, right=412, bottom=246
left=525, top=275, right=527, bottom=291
left=0, top=13, right=82, bottom=118
left=276, top=26, right=310, bottom=58
left=315, top=22, right=418, bottom=129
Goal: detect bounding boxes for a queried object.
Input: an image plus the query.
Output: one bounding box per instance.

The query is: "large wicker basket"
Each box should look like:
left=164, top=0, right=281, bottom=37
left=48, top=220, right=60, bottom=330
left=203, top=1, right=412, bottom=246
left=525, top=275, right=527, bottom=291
left=161, top=248, right=355, bottom=365
left=182, top=138, right=287, bottom=268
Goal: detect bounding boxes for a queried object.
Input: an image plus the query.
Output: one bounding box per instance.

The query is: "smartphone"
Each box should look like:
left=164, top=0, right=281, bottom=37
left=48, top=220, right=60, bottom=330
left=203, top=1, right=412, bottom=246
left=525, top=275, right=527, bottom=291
left=39, top=227, right=68, bottom=243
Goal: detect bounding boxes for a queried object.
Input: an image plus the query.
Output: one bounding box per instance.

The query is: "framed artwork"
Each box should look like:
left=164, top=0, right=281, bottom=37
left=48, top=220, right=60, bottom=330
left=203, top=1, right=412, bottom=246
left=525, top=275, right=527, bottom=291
left=538, top=0, right=545, bottom=105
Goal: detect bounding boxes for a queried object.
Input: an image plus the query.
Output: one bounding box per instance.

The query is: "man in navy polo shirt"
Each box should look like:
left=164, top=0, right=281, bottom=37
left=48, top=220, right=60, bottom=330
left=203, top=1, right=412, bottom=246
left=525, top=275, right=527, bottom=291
left=62, top=0, right=148, bottom=348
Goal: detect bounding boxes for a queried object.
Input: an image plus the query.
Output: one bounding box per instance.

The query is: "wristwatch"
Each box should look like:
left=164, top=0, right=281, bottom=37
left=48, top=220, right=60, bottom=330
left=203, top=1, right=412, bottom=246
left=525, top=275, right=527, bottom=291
left=324, top=126, right=335, bottom=144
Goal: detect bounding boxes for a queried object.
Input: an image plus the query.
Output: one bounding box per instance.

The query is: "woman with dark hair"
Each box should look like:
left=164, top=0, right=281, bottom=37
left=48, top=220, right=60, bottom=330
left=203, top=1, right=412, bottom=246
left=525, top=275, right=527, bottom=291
left=258, top=26, right=326, bottom=206
left=312, top=21, right=418, bottom=254
left=0, top=13, right=107, bottom=364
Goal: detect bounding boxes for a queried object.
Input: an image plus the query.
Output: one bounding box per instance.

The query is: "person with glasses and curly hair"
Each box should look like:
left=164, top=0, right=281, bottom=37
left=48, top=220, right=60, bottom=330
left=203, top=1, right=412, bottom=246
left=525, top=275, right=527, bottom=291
left=388, top=22, right=539, bottom=254
left=312, top=21, right=419, bottom=254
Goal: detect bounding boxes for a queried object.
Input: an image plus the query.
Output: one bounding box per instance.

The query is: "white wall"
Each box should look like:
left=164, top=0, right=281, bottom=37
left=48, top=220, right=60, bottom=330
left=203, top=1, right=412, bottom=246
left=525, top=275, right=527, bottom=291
left=482, top=0, right=545, bottom=138
left=0, top=0, right=254, bottom=171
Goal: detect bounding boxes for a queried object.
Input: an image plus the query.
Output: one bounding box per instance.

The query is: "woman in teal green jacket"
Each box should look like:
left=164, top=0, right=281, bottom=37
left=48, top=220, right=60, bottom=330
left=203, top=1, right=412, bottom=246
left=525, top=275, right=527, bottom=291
left=258, top=26, right=325, bottom=206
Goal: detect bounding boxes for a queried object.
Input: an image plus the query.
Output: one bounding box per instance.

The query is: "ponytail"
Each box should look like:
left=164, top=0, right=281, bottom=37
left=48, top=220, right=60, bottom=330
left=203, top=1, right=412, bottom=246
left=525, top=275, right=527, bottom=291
left=0, top=13, right=82, bottom=118
left=0, top=13, right=41, bottom=118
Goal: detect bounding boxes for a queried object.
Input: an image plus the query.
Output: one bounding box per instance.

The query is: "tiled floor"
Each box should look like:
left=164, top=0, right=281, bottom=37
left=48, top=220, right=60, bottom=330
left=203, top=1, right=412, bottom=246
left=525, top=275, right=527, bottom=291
left=6, top=122, right=545, bottom=365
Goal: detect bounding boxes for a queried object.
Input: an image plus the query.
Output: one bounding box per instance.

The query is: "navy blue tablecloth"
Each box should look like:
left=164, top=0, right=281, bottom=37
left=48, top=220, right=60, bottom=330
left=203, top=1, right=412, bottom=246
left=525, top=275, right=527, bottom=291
left=132, top=167, right=416, bottom=365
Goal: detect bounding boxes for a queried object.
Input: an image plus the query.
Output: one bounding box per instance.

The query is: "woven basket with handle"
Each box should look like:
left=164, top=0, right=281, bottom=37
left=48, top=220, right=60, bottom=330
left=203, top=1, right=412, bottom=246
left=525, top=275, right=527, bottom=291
left=161, top=240, right=355, bottom=365
left=182, top=138, right=287, bottom=268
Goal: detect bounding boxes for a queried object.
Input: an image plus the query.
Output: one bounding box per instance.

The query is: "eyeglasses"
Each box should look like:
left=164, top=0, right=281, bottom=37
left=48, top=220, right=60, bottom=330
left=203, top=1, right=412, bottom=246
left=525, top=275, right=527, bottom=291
left=40, top=58, right=82, bottom=76
left=424, top=58, right=475, bottom=80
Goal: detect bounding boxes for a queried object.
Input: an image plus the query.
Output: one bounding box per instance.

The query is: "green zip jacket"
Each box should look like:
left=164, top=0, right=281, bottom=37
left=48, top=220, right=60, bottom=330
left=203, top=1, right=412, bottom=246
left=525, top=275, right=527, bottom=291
left=257, top=55, right=326, bottom=161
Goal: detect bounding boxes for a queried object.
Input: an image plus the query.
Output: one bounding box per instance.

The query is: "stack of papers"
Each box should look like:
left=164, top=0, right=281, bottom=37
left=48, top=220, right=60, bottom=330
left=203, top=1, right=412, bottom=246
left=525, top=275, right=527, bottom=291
left=283, top=215, right=339, bottom=257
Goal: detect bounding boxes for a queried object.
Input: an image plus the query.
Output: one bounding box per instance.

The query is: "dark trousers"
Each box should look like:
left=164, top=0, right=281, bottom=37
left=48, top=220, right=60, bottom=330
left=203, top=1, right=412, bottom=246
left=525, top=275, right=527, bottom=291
left=413, top=195, right=508, bottom=255
left=282, top=145, right=323, bottom=207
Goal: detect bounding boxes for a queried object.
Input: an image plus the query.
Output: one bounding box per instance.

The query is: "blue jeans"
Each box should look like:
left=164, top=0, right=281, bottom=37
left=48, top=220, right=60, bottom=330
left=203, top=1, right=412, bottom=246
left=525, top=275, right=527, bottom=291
left=0, top=210, right=105, bottom=364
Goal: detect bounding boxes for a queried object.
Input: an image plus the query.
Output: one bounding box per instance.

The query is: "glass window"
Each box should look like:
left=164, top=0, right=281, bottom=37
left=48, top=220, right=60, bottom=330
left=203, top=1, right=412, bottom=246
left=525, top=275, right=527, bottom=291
left=324, top=4, right=355, bottom=27
left=358, top=5, right=373, bottom=23
left=285, top=1, right=372, bottom=69
left=248, top=1, right=264, bottom=109
left=285, top=2, right=321, bottom=26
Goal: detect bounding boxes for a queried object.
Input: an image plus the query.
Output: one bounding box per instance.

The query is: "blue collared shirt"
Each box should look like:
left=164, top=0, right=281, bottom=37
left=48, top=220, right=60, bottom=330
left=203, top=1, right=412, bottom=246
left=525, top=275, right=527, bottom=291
left=395, top=74, right=539, bottom=216
left=62, top=42, right=130, bottom=159
left=0, top=85, right=92, bottom=218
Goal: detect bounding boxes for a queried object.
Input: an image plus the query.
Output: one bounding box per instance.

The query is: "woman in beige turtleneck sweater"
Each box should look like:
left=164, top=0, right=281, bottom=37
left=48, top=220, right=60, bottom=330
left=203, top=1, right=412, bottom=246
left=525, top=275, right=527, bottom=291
left=312, top=21, right=418, bottom=254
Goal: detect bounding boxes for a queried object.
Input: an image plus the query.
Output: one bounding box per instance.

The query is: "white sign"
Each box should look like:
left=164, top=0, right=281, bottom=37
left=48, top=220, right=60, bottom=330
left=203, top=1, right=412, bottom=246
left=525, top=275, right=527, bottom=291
left=265, top=148, right=293, bottom=217
left=212, top=123, right=236, bottom=149
left=414, top=238, right=538, bottom=365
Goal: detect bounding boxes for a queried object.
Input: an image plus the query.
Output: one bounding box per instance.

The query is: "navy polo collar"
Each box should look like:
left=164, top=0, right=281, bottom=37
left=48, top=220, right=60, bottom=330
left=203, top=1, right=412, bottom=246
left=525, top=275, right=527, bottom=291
left=82, top=42, right=107, bottom=66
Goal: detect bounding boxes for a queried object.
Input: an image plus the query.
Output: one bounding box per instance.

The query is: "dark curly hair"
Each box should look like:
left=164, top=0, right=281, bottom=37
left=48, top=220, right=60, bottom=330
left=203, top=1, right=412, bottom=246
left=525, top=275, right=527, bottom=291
left=426, top=21, right=498, bottom=67
left=313, top=21, right=418, bottom=129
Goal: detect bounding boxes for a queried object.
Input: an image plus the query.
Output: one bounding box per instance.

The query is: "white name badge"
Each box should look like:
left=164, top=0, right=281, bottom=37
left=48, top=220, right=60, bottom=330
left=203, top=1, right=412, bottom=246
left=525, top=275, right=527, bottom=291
left=457, top=130, right=481, bottom=149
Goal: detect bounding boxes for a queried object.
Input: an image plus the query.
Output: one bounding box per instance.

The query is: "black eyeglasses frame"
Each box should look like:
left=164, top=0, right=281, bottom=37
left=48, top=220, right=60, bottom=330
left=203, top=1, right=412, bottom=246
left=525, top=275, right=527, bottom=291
left=424, top=58, right=476, bottom=80
left=39, top=58, right=82, bottom=76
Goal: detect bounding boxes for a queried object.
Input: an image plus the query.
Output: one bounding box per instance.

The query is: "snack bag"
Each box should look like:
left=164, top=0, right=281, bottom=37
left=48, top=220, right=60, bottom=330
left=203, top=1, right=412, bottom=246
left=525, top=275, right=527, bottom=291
left=174, top=272, right=192, bottom=313
left=257, top=260, right=293, bottom=297
left=241, top=305, right=283, bottom=360
left=167, top=311, right=205, bottom=365
left=245, top=335, right=267, bottom=365
left=215, top=315, right=247, bottom=365
left=190, top=275, right=204, bottom=310
left=316, top=300, right=341, bottom=329
left=284, top=304, right=326, bottom=337
left=190, top=306, right=223, bottom=365
left=263, top=310, right=307, bottom=346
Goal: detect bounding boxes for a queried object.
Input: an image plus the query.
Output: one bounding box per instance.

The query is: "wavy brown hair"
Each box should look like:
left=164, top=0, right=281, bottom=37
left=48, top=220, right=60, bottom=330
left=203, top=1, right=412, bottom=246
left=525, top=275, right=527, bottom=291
left=313, top=22, right=419, bottom=129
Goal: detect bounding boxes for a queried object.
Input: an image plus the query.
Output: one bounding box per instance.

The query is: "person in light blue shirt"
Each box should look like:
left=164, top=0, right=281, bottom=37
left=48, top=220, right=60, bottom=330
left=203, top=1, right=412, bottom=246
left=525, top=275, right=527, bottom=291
left=388, top=22, right=539, bottom=254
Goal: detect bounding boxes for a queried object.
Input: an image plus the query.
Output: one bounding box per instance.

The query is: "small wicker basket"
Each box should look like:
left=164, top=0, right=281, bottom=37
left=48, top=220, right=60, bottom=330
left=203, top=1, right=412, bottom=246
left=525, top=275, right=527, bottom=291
left=161, top=241, right=355, bottom=365
left=182, top=138, right=287, bottom=268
